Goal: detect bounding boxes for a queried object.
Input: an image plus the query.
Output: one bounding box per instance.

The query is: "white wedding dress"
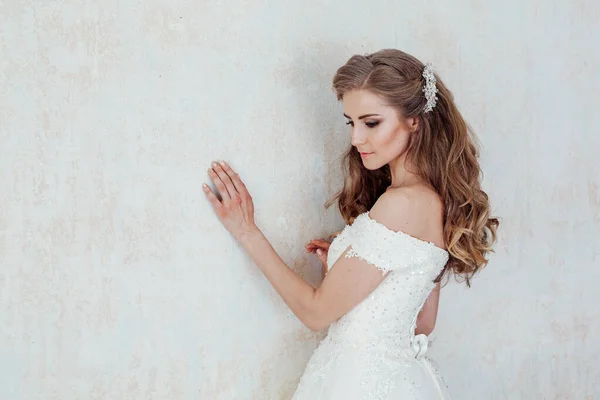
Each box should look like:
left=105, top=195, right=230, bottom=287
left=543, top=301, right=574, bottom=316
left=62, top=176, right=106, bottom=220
left=292, top=211, right=452, bottom=400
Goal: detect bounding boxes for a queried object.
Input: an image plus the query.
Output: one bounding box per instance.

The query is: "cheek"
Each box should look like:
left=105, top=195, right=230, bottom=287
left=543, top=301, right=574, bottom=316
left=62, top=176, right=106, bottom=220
left=373, top=128, right=409, bottom=155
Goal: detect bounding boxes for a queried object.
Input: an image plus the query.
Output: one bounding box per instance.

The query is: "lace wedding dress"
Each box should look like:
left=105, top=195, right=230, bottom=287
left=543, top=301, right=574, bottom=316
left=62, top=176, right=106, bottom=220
left=292, top=211, right=452, bottom=400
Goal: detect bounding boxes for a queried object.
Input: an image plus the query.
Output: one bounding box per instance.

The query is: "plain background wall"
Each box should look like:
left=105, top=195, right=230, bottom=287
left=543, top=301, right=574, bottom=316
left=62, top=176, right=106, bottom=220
left=1, top=1, right=599, bottom=399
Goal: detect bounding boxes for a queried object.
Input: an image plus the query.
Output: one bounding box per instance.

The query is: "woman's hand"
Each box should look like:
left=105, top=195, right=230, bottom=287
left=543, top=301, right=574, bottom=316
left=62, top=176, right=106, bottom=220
left=305, top=238, right=331, bottom=278
left=203, top=160, right=258, bottom=241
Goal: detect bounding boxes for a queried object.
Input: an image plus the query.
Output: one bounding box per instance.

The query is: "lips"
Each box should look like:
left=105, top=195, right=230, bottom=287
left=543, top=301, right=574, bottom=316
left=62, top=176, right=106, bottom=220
left=360, top=152, right=373, bottom=157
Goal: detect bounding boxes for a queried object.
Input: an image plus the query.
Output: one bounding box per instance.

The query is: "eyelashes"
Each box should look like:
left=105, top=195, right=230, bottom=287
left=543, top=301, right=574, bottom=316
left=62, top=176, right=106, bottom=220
left=345, top=121, right=380, bottom=128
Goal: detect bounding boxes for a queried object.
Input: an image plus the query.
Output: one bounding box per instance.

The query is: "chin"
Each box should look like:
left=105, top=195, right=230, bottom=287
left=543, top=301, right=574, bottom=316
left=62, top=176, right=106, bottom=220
left=362, top=161, right=380, bottom=170
left=361, top=156, right=382, bottom=169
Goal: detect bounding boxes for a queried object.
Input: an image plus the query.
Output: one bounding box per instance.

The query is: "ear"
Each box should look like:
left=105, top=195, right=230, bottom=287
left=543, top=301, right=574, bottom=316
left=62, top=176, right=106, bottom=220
left=405, top=116, right=419, bottom=132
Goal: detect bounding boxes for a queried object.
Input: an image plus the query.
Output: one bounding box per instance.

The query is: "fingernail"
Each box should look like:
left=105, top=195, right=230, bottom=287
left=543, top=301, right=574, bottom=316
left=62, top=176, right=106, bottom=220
left=219, top=160, right=226, bottom=166
left=317, top=249, right=322, bottom=255
left=212, top=162, right=217, bottom=167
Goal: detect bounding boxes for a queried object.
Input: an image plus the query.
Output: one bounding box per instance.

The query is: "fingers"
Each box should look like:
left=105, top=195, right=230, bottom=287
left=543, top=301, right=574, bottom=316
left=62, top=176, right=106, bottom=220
left=305, top=237, right=332, bottom=253
left=207, top=167, right=227, bottom=201
left=305, top=243, right=321, bottom=251
left=220, top=160, right=250, bottom=200
left=202, top=183, right=224, bottom=212
left=305, top=245, right=330, bottom=258
left=310, top=239, right=331, bottom=249
left=305, top=243, right=328, bottom=261
left=210, top=161, right=238, bottom=201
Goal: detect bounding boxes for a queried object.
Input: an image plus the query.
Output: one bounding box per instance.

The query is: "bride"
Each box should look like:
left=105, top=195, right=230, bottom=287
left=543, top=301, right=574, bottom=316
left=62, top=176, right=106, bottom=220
left=203, top=48, right=499, bottom=399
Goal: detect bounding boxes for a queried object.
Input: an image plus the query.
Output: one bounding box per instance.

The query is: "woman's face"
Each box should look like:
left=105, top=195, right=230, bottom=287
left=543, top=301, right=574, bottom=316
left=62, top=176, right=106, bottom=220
left=342, top=89, right=417, bottom=170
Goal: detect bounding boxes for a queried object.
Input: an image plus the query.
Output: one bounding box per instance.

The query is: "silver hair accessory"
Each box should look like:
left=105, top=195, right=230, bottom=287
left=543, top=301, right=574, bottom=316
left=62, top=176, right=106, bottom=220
left=422, top=62, right=438, bottom=113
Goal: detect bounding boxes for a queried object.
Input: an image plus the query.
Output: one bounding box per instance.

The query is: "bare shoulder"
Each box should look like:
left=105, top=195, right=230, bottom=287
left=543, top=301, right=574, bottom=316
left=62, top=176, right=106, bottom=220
left=368, top=185, right=445, bottom=248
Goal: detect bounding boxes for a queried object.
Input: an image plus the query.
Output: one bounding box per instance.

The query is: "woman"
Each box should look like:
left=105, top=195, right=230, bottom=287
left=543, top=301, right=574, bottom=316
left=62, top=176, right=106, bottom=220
left=203, top=49, right=498, bottom=399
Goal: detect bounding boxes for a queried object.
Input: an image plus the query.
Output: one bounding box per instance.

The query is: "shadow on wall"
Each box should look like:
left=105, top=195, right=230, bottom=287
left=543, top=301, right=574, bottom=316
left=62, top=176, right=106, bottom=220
left=247, top=42, right=353, bottom=400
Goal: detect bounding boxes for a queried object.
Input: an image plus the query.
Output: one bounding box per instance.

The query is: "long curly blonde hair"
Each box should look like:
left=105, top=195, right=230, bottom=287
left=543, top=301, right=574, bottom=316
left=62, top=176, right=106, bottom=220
left=325, top=49, right=499, bottom=286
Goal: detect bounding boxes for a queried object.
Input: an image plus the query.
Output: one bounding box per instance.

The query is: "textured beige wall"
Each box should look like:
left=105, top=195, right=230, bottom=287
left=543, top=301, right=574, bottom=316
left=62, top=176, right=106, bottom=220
left=1, top=1, right=599, bottom=399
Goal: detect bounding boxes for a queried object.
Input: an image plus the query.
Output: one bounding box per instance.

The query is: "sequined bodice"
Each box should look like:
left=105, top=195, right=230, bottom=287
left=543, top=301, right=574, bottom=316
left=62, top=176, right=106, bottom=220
left=325, top=211, right=449, bottom=358
left=292, top=211, right=450, bottom=400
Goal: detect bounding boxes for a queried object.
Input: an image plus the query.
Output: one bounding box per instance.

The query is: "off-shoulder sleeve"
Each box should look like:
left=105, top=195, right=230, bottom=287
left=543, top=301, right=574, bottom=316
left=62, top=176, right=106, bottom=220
left=343, top=212, right=449, bottom=275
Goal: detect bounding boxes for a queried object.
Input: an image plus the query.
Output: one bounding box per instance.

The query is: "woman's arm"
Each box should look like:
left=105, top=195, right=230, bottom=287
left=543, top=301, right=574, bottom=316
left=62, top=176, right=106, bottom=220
left=204, top=160, right=388, bottom=330
left=204, top=160, right=442, bottom=332
left=236, top=193, right=434, bottom=332
left=239, top=228, right=385, bottom=331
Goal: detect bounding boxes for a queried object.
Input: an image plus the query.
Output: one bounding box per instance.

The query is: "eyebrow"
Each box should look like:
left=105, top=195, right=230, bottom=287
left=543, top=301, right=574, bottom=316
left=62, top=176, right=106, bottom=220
left=343, top=113, right=381, bottom=119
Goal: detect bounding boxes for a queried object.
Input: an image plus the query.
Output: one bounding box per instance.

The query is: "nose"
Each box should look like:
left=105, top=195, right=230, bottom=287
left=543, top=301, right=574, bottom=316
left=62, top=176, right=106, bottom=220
left=350, top=128, right=367, bottom=147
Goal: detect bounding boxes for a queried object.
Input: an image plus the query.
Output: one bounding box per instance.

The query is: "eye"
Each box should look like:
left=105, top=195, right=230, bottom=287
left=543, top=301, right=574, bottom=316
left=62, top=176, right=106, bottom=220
left=345, top=120, right=354, bottom=126
left=365, top=121, right=379, bottom=128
